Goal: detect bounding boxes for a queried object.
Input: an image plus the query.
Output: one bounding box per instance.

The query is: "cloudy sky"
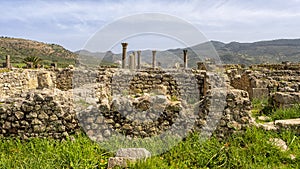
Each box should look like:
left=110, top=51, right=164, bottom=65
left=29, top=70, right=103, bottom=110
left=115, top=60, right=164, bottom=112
left=1, top=0, right=300, bottom=52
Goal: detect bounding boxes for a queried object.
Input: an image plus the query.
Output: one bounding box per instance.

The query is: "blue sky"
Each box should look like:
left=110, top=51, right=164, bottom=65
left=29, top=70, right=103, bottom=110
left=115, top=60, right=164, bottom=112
left=1, top=0, right=300, bottom=52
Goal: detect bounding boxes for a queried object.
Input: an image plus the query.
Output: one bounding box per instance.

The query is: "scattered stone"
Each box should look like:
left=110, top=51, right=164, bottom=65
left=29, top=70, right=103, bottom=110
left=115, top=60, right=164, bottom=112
left=108, top=148, right=151, bottom=168
left=290, top=154, right=296, bottom=160
left=14, top=111, right=24, bottom=120
left=269, top=138, right=289, bottom=151
left=107, top=157, right=135, bottom=169
left=116, top=148, right=151, bottom=159
left=275, top=118, right=300, bottom=134
left=256, top=122, right=277, bottom=131
left=257, top=116, right=272, bottom=122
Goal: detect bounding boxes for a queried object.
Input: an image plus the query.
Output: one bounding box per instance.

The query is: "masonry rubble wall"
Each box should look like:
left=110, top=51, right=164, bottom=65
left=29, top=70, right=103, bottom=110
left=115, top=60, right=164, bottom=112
left=0, top=68, right=252, bottom=139
left=226, top=63, right=300, bottom=108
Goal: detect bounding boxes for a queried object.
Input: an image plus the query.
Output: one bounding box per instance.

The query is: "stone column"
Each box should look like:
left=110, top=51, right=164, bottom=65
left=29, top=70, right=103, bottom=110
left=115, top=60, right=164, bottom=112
left=137, top=51, right=141, bottom=69
left=6, top=55, right=11, bottom=69
left=129, top=52, right=135, bottom=70
left=121, top=43, right=128, bottom=69
left=183, top=49, right=188, bottom=69
left=152, top=50, right=156, bottom=69
left=133, top=51, right=136, bottom=69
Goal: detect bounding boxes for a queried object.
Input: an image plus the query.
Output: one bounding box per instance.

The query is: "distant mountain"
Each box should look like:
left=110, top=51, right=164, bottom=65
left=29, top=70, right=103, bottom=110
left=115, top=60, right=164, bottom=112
left=212, top=39, right=300, bottom=65
left=76, top=38, right=300, bottom=67
left=0, top=37, right=76, bottom=67
left=3, top=36, right=300, bottom=68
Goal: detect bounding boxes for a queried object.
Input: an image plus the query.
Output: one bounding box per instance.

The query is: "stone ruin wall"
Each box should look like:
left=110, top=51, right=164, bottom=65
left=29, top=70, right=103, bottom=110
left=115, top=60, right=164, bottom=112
left=0, top=67, right=253, bottom=139
left=226, top=63, right=300, bottom=108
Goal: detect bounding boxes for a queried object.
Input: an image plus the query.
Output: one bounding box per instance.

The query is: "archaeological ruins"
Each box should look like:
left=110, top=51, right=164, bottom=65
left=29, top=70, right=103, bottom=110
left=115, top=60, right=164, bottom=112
left=0, top=43, right=300, bottom=140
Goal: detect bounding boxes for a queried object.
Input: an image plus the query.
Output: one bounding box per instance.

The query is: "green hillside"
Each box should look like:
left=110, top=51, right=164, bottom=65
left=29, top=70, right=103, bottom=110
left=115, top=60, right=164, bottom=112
left=0, top=37, right=77, bottom=68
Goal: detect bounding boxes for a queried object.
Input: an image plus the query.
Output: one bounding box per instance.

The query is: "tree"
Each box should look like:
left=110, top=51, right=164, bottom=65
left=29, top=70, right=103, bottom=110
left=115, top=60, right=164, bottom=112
left=23, top=56, right=42, bottom=68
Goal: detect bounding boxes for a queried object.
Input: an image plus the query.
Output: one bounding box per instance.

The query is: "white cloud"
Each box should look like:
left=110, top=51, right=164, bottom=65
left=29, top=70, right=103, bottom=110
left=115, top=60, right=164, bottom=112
left=1, top=0, right=300, bottom=50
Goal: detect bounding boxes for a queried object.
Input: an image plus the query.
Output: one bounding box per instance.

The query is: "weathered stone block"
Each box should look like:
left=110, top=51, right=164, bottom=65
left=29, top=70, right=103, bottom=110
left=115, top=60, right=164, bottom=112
left=252, top=88, right=269, bottom=99
left=37, top=72, right=53, bottom=89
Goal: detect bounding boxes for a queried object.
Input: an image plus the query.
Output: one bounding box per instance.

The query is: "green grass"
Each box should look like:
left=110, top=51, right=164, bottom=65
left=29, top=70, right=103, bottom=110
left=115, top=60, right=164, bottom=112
left=0, top=133, right=112, bottom=169
left=132, top=127, right=300, bottom=169
left=0, top=127, right=299, bottom=169
left=251, top=98, right=270, bottom=116
left=252, top=98, right=300, bottom=121
left=270, top=104, right=300, bottom=121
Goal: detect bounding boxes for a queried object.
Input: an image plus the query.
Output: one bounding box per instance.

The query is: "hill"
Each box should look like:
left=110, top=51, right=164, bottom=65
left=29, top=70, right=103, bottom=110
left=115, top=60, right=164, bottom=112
left=78, top=38, right=300, bottom=67
left=2, top=37, right=300, bottom=68
left=0, top=37, right=77, bottom=68
left=211, top=39, right=300, bottom=65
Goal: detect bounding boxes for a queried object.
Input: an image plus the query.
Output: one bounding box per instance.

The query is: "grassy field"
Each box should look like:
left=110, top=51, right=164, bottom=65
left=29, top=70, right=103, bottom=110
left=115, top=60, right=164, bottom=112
left=0, top=127, right=299, bottom=169
left=0, top=133, right=112, bottom=169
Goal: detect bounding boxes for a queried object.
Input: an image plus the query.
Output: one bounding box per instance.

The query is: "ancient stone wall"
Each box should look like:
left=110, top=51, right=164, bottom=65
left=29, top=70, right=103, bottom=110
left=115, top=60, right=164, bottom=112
left=226, top=63, right=300, bottom=108
left=55, top=68, right=99, bottom=91
left=0, top=69, right=40, bottom=97
left=0, top=89, right=79, bottom=139
left=249, top=63, right=300, bottom=71
left=78, top=69, right=252, bottom=139
left=109, top=69, right=206, bottom=102
left=0, top=67, right=253, bottom=139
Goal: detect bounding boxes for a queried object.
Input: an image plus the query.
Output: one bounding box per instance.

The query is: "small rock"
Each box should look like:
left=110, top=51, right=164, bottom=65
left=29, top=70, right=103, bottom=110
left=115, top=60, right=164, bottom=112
left=227, top=121, right=242, bottom=130
left=49, top=114, right=58, bottom=121
left=269, top=138, right=288, bottom=151
left=257, top=116, right=272, bottom=122
left=107, top=157, right=135, bottom=169
left=34, top=94, right=44, bottom=102
left=116, top=148, right=151, bottom=159
left=122, top=124, right=133, bottom=130
left=290, top=154, right=296, bottom=160
left=27, top=112, right=37, bottom=118
left=3, top=121, right=11, bottom=129
left=31, top=118, right=42, bottom=125
left=38, top=111, right=48, bottom=120
left=14, top=111, right=24, bottom=120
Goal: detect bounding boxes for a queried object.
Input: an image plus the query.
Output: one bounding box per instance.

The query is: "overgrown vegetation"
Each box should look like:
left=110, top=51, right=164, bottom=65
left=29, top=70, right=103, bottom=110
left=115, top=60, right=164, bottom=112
left=252, top=98, right=300, bottom=121
left=23, top=56, right=42, bottom=68
left=0, top=127, right=299, bottom=168
left=132, top=127, right=300, bottom=168
left=0, top=133, right=112, bottom=169
left=270, top=104, right=300, bottom=121
left=0, top=37, right=77, bottom=68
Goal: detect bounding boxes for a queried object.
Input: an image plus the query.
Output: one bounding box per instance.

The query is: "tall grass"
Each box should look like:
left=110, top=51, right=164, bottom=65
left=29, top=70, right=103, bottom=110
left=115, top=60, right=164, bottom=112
left=270, top=104, right=300, bottom=121
left=0, top=133, right=112, bottom=169
left=0, top=127, right=299, bottom=168
left=252, top=98, right=300, bottom=121
left=132, top=127, right=300, bottom=169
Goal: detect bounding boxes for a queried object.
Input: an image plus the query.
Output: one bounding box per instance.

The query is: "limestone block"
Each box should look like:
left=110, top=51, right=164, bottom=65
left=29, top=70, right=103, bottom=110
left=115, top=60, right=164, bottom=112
left=275, top=118, right=300, bottom=134
left=116, top=148, right=151, bottom=159
left=37, top=72, right=53, bottom=89
left=252, top=88, right=269, bottom=99
left=108, top=148, right=151, bottom=168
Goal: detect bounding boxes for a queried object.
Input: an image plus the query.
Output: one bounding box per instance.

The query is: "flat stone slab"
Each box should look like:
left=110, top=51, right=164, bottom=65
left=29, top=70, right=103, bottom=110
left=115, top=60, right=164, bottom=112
left=257, top=116, right=272, bottom=122
left=107, top=148, right=151, bottom=168
left=256, top=122, right=277, bottom=131
left=275, top=118, right=300, bottom=127
left=275, top=118, right=300, bottom=134
left=116, top=148, right=151, bottom=159
left=269, top=138, right=288, bottom=151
